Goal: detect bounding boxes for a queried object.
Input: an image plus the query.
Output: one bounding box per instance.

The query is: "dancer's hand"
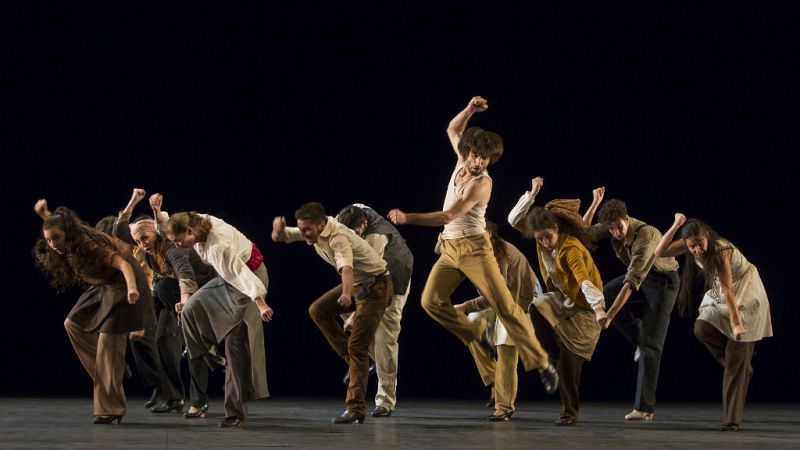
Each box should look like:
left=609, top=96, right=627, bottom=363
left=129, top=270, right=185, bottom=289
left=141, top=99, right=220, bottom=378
left=271, top=216, right=287, bottom=242
left=592, top=186, right=606, bottom=205
left=130, top=188, right=146, bottom=205
left=149, top=193, right=163, bottom=217
left=673, top=213, right=687, bottom=227
left=467, top=96, right=488, bottom=113
left=256, top=298, right=274, bottom=322
left=595, top=308, right=610, bottom=328
left=337, top=293, right=353, bottom=308
left=732, top=321, right=746, bottom=340
left=127, top=287, right=139, bottom=304
left=387, top=209, right=406, bottom=225
left=453, top=303, right=468, bottom=315
left=34, top=199, right=52, bottom=219
left=530, top=177, right=544, bottom=196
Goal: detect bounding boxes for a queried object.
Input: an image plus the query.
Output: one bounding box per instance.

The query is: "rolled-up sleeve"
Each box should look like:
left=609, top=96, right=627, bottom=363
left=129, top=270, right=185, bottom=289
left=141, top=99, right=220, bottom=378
left=330, top=234, right=354, bottom=273
left=284, top=227, right=304, bottom=243
left=508, top=191, right=535, bottom=230
left=625, top=228, right=658, bottom=291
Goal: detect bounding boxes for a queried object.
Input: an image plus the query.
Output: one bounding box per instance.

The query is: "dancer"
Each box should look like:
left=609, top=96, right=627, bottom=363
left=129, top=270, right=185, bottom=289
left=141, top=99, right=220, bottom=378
left=508, top=177, right=605, bottom=426
left=272, top=202, right=392, bottom=424
left=655, top=214, right=772, bottom=431
left=114, top=189, right=217, bottom=417
left=33, top=200, right=154, bottom=425
left=388, top=96, right=557, bottom=393
left=166, top=209, right=272, bottom=428
left=582, top=189, right=680, bottom=421
left=336, top=203, right=413, bottom=418
left=453, top=221, right=543, bottom=421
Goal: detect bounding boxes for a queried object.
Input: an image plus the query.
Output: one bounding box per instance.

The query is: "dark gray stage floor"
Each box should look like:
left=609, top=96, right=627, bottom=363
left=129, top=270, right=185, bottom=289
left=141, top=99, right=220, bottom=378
left=0, top=397, right=797, bottom=449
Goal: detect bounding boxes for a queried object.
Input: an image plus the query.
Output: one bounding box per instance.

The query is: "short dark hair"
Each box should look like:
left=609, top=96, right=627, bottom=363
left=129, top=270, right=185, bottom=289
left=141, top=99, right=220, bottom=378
left=458, top=127, right=504, bottom=165
left=336, top=205, right=367, bottom=230
left=295, top=202, right=327, bottom=223
left=597, top=199, right=628, bottom=225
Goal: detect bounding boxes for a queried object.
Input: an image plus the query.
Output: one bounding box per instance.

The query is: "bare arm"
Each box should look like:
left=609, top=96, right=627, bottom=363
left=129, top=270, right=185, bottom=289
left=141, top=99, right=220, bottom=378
left=599, top=282, right=634, bottom=329
left=111, top=254, right=139, bottom=304
left=582, top=186, right=605, bottom=227
left=447, top=96, right=488, bottom=160
left=655, top=213, right=688, bottom=258
left=118, top=188, right=146, bottom=223
left=338, top=266, right=354, bottom=308
left=388, top=176, right=491, bottom=227
left=718, top=249, right=745, bottom=339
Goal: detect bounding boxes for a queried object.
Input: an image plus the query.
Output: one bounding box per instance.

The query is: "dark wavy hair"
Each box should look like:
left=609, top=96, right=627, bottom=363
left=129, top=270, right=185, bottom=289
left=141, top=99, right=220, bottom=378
left=33, top=207, right=117, bottom=293
left=676, top=218, right=730, bottom=317
left=458, top=127, right=504, bottom=165
left=526, top=206, right=596, bottom=251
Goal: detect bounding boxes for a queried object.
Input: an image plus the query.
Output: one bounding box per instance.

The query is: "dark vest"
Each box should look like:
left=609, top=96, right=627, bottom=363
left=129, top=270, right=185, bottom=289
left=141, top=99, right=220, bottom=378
left=359, top=205, right=413, bottom=295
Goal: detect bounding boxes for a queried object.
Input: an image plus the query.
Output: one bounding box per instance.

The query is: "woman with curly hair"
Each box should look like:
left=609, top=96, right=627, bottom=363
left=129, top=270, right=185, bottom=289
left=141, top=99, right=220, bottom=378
left=32, top=200, right=154, bottom=425
left=508, top=177, right=605, bottom=426
left=655, top=214, right=772, bottom=431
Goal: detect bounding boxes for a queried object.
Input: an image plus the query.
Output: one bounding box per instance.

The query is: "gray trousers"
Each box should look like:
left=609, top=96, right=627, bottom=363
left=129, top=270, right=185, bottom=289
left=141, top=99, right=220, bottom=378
left=694, top=320, right=755, bottom=425
left=605, top=270, right=679, bottom=413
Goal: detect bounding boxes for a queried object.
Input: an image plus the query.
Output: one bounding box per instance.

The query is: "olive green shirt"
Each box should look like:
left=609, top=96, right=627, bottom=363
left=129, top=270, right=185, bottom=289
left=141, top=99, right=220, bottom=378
left=590, top=216, right=678, bottom=291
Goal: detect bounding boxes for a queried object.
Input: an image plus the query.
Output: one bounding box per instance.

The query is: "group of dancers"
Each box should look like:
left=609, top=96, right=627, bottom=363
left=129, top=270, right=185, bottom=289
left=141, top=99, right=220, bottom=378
left=33, top=96, right=772, bottom=432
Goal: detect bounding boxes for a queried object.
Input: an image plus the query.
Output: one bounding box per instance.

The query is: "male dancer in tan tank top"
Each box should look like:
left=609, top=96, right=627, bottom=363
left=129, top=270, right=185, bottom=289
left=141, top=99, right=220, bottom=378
left=388, top=96, right=559, bottom=397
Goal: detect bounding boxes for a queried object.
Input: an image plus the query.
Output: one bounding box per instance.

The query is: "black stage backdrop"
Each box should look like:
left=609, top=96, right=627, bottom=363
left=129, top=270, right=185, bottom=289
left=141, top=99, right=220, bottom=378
left=3, top=2, right=798, bottom=402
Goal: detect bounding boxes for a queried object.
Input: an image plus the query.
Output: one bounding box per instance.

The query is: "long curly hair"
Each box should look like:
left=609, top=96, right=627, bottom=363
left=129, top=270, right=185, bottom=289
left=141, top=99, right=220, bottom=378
left=676, top=218, right=731, bottom=317
left=33, top=207, right=118, bottom=293
left=526, top=205, right=596, bottom=251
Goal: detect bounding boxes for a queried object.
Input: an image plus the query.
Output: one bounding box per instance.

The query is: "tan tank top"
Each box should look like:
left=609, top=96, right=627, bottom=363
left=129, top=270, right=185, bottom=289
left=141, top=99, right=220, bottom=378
left=441, top=161, right=489, bottom=239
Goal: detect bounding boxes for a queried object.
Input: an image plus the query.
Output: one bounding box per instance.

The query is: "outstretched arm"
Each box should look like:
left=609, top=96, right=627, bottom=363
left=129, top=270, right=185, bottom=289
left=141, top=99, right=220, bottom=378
left=447, top=96, right=488, bottom=160
left=508, top=177, right=544, bottom=233
left=118, top=188, right=146, bottom=223
left=655, top=213, right=688, bottom=258
left=110, top=254, right=139, bottom=304
left=582, top=186, right=605, bottom=227
left=388, top=176, right=491, bottom=227
left=718, top=250, right=746, bottom=340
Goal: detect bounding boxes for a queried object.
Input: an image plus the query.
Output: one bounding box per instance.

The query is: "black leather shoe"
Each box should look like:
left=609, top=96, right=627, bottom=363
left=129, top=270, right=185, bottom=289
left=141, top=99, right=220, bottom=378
left=151, top=399, right=184, bottom=413
left=488, top=410, right=514, bottom=422
left=333, top=410, right=365, bottom=424
left=184, top=403, right=209, bottom=419
left=144, top=389, right=159, bottom=409
left=555, top=417, right=576, bottom=426
left=342, top=361, right=377, bottom=385
left=720, top=423, right=739, bottom=431
left=539, top=363, right=559, bottom=394
left=94, top=415, right=123, bottom=425
left=371, top=405, right=392, bottom=417
left=219, top=416, right=246, bottom=428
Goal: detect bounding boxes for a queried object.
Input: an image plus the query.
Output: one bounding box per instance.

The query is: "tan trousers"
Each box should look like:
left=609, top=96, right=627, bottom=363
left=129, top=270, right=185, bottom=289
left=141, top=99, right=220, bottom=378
left=421, top=232, right=549, bottom=372
left=372, top=282, right=409, bottom=410
left=493, top=345, right=519, bottom=413
left=64, top=319, right=128, bottom=416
